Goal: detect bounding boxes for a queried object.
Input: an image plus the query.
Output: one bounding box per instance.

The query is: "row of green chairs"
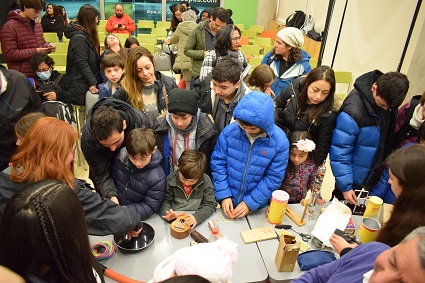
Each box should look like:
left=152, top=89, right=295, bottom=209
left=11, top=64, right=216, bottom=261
left=235, top=24, right=265, bottom=35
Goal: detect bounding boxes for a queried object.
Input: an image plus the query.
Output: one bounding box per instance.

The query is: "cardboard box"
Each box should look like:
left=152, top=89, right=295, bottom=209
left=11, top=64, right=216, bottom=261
left=275, top=235, right=300, bottom=272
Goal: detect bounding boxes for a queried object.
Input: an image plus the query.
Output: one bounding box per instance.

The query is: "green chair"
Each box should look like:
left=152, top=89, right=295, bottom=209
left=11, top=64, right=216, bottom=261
left=113, top=33, right=129, bottom=44
left=235, top=23, right=245, bottom=30
left=151, top=28, right=167, bottom=42
left=240, top=45, right=261, bottom=57
left=99, top=19, right=108, bottom=25
left=249, top=25, right=265, bottom=35
left=249, top=57, right=264, bottom=71
left=54, top=42, right=68, bottom=54
left=43, top=32, right=59, bottom=43
left=156, top=21, right=170, bottom=29
left=49, top=53, right=67, bottom=74
left=334, top=71, right=353, bottom=100
left=137, top=34, right=157, bottom=45
left=141, top=43, right=156, bottom=54
left=254, top=37, right=272, bottom=54
left=241, top=30, right=257, bottom=44
left=310, top=58, right=318, bottom=69
left=138, top=20, right=154, bottom=34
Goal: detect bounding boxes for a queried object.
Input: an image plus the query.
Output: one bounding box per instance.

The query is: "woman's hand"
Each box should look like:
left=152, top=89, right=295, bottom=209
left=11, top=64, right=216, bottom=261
left=43, top=91, right=57, bottom=101
left=221, top=198, right=235, bottom=219
left=163, top=39, right=171, bottom=45
left=89, top=85, right=99, bottom=94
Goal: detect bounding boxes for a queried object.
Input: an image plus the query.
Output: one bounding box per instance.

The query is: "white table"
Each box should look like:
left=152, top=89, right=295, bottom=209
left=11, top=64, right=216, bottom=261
left=90, top=209, right=268, bottom=283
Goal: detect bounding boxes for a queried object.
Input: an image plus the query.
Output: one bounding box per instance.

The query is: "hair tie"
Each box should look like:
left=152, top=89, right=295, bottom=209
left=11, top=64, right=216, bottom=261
left=293, top=139, right=316, bottom=152
left=90, top=241, right=115, bottom=260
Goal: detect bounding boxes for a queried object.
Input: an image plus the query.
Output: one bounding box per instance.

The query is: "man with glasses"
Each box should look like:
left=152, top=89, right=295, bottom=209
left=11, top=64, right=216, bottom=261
left=184, top=7, right=229, bottom=84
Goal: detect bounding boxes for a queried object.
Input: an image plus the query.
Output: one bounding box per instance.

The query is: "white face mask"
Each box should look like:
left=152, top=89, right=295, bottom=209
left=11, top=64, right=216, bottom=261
left=36, top=70, right=51, bottom=81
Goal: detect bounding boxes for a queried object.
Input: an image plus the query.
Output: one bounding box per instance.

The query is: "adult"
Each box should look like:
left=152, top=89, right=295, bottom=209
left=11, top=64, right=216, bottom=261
left=81, top=98, right=150, bottom=202
left=105, top=3, right=135, bottom=36
left=0, top=65, right=42, bottom=171
left=392, top=91, right=425, bottom=149
left=331, top=144, right=425, bottom=256
left=40, top=3, right=64, bottom=41
left=184, top=7, right=229, bottom=80
left=64, top=4, right=101, bottom=97
left=113, top=46, right=177, bottom=126
left=169, top=10, right=198, bottom=90
left=57, top=5, right=69, bottom=26
left=167, top=4, right=187, bottom=40
left=292, top=226, right=425, bottom=283
left=0, top=180, right=105, bottom=283
left=0, top=0, right=56, bottom=77
left=199, top=24, right=248, bottom=82
left=124, top=36, right=140, bottom=49
left=29, top=53, right=83, bottom=105
left=0, top=117, right=143, bottom=236
left=197, top=7, right=212, bottom=23
left=275, top=65, right=336, bottom=165
left=330, top=71, right=409, bottom=204
left=99, top=34, right=128, bottom=83
left=245, top=64, right=276, bottom=98
left=261, top=27, right=311, bottom=96
left=170, top=1, right=199, bottom=16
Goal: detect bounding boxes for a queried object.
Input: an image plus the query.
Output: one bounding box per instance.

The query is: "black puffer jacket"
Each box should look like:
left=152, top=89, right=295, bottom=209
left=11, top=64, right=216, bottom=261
left=81, top=98, right=150, bottom=199
left=113, top=71, right=177, bottom=114
left=275, top=77, right=337, bottom=165
left=64, top=22, right=100, bottom=95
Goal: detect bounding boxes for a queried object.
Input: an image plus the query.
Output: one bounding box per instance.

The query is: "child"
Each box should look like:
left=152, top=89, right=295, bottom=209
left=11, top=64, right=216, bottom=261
left=99, top=53, right=125, bottom=99
left=154, top=88, right=218, bottom=175
left=14, top=112, right=46, bottom=147
left=279, top=131, right=325, bottom=205
left=159, top=150, right=216, bottom=229
left=211, top=91, right=289, bottom=219
left=113, top=128, right=167, bottom=220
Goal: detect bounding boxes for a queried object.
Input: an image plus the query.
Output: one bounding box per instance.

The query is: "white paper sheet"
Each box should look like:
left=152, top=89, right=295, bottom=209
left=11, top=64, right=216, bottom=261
left=311, top=199, right=352, bottom=247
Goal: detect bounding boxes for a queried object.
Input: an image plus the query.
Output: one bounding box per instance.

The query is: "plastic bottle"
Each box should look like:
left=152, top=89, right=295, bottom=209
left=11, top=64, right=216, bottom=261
left=208, top=227, right=221, bottom=242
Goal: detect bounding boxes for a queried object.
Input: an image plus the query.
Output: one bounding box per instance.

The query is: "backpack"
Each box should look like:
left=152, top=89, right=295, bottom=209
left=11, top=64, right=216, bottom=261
left=286, top=10, right=306, bottom=29
left=40, top=101, right=73, bottom=124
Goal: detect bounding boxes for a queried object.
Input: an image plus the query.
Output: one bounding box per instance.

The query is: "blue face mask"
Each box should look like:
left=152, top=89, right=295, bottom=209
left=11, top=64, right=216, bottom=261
left=36, top=70, right=51, bottom=81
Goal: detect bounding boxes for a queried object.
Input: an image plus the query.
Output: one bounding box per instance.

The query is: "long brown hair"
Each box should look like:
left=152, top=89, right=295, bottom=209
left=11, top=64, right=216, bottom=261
left=376, top=144, right=425, bottom=246
left=271, top=43, right=301, bottom=67
left=121, top=46, right=155, bottom=111
left=77, top=4, right=100, bottom=54
left=297, top=65, right=335, bottom=125
left=246, top=64, right=275, bottom=92
left=10, top=117, right=77, bottom=187
left=170, top=4, right=187, bottom=32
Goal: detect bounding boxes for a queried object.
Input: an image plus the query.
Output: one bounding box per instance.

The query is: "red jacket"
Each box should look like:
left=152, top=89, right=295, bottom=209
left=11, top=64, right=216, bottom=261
left=0, top=10, right=48, bottom=77
left=105, top=14, right=136, bottom=35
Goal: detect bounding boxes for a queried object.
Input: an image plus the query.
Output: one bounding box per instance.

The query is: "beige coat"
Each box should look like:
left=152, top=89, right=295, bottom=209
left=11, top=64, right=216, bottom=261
left=170, top=21, right=198, bottom=71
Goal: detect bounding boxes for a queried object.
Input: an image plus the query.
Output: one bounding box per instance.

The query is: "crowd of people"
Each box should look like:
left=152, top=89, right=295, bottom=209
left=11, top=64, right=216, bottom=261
left=0, top=0, right=424, bottom=282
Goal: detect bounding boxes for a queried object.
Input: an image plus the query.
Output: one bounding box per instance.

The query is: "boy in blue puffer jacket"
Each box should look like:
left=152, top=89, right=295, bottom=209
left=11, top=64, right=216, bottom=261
left=113, top=128, right=167, bottom=220
left=211, top=91, right=289, bottom=219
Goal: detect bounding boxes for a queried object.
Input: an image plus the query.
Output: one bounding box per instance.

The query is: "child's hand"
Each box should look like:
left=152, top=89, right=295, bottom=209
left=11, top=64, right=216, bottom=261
left=234, top=201, right=250, bottom=218
left=184, top=214, right=197, bottom=229
left=162, top=209, right=178, bottom=221
left=317, top=198, right=326, bottom=206
left=221, top=198, right=235, bottom=219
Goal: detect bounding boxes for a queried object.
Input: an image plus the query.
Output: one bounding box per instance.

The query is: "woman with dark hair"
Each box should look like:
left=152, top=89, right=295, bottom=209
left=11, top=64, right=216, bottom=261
left=0, top=180, right=105, bottom=282
left=261, top=27, right=312, bottom=95
left=57, top=5, right=69, bottom=26
left=275, top=65, right=336, bottom=165
left=64, top=4, right=101, bottom=99
left=330, top=144, right=425, bottom=255
left=199, top=24, right=248, bottom=81
left=0, top=117, right=143, bottom=236
left=168, top=4, right=187, bottom=38
left=41, top=3, right=64, bottom=41
left=113, top=46, right=177, bottom=126
left=124, top=36, right=140, bottom=49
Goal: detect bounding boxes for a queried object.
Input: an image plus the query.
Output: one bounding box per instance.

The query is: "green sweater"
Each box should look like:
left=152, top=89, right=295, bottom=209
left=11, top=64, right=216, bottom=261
left=159, top=170, right=217, bottom=225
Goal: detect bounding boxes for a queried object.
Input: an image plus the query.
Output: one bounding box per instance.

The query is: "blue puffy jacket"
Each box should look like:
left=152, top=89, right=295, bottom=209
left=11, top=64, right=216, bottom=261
left=113, top=148, right=167, bottom=220
left=261, top=49, right=311, bottom=96
left=330, top=70, right=396, bottom=192
left=211, top=91, right=289, bottom=211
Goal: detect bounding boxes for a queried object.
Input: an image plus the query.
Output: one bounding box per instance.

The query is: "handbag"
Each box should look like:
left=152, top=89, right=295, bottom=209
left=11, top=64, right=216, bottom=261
left=162, top=43, right=181, bottom=74
left=154, top=45, right=172, bottom=72
left=297, top=250, right=336, bottom=271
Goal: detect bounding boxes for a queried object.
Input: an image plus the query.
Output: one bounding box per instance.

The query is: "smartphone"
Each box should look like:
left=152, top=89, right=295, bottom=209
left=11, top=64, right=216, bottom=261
left=334, top=228, right=345, bottom=237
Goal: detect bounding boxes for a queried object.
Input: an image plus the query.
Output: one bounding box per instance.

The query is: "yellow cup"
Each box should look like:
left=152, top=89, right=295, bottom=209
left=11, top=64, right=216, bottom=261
left=358, top=217, right=381, bottom=243
left=267, top=190, right=289, bottom=225
left=363, top=196, right=383, bottom=218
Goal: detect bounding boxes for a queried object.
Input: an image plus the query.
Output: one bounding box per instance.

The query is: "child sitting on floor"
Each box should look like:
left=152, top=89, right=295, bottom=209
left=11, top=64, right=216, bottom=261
left=159, top=149, right=216, bottom=229
left=279, top=131, right=325, bottom=204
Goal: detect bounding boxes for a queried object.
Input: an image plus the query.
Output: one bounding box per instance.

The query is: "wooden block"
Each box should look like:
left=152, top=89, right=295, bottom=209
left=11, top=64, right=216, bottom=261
left=240, top=226, right=277, bottom=244
left=285, top=206, right=306, bottom=227
left=278, top=229, right=310, bottom=252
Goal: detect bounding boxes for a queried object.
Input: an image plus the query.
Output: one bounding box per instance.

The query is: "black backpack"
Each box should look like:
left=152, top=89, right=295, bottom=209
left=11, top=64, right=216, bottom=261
left=40, top=101, right=73, bottom=125
left=286, top=10, right=306, bottom=29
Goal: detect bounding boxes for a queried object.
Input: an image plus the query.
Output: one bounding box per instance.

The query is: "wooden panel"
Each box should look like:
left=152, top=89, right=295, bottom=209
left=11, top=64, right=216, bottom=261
left=241, top=226, right=277, bottom=244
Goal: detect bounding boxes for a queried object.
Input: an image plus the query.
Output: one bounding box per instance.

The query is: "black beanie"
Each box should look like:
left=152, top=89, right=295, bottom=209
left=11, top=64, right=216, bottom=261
left=167, top=89, right=199, bottom=116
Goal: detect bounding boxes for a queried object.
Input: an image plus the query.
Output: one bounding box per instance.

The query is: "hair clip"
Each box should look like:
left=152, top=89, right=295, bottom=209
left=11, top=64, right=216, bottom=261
left=293, top=139, right=316, bottom=152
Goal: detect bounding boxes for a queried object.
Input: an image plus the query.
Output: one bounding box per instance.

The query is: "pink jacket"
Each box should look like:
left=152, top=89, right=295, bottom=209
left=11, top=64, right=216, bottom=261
left=105, top=14, right=136, bottom=35
left=0, top=10, right=48, bottom=77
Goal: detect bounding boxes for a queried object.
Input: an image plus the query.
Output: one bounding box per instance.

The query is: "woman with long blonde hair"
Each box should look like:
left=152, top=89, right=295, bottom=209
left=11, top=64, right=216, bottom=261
left=113, top=46, right=177, bottom=126
left=0, top=117, right=142, bottom=236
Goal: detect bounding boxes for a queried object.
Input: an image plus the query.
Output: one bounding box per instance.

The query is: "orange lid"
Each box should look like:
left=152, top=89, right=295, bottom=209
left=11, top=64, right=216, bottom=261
left=212, top=227, right=219, bottom=235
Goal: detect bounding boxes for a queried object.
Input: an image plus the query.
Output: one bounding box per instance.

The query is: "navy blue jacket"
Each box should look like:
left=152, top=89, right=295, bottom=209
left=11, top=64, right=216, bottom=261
left=330, top=70, right=397, bottom=192
left=113, top=148, right=166, bottom=220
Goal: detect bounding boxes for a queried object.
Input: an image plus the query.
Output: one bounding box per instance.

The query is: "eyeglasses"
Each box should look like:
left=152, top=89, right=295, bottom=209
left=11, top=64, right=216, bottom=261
left=232, top=36, right=241, bottom=41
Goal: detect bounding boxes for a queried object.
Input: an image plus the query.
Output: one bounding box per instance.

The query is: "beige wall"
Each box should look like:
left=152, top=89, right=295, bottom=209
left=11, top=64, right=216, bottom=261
left=256, top=0, right=278, bottom=28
